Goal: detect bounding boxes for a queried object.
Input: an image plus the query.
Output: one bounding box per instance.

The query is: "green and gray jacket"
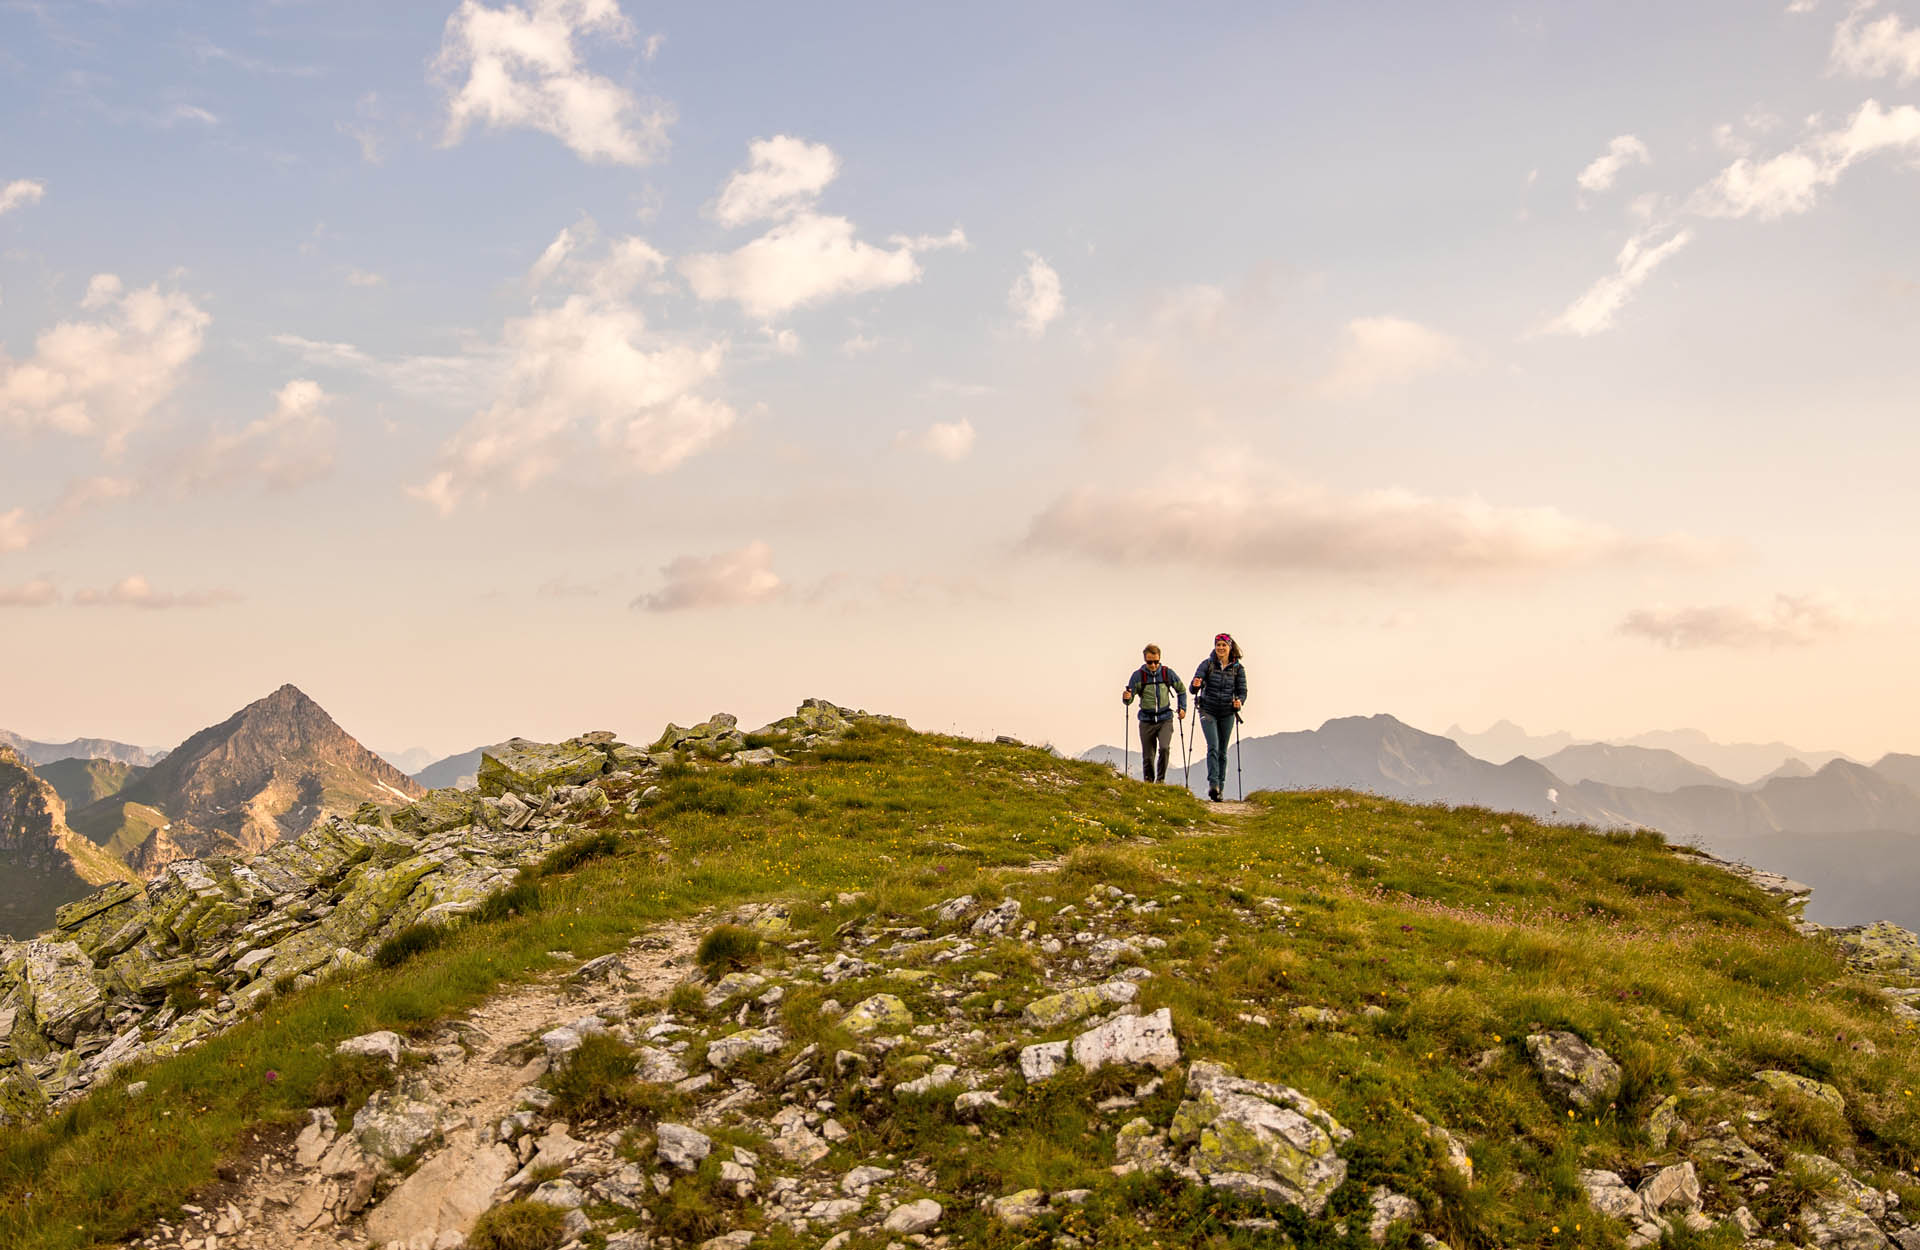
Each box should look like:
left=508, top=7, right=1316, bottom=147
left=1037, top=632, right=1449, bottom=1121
left=1127, top=664, right=1189, bottom=723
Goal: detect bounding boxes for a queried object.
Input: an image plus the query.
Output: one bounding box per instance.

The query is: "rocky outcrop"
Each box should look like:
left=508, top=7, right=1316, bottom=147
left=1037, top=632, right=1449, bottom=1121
left=1169, top=1060, right=1351, bottom=1216
left=0, top=703, right=882, bottom=1128
left=1525, top=1030, right=1622, bottom=1109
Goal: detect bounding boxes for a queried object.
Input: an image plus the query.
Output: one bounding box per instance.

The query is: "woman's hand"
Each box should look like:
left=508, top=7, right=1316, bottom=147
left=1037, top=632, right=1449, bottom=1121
left=1232, top=698, right=1242, bottom=709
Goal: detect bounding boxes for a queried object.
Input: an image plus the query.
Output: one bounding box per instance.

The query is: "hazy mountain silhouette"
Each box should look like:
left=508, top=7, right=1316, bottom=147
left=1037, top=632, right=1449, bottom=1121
left=0, top=730, right=164, bottom=768
left=1443, top=720, right=1579, bottom=764
left=1539, top=743, right=1729, bottom=792
left=412, top=745, right=503, bottom=792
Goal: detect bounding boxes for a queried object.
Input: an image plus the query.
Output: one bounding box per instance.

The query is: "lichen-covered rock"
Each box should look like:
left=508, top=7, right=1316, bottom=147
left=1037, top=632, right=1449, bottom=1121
left=1114, top=1116, right=1175, bottom=1172
left=477, top=738, right=608, bottom=798
left=1690, top=1128, right=1774, bottom=1178
left=390, top=790, right=476, bottom=835
left=51, top=882, right=145, bottom=957
left=1829, top=921, right=1920, bottom=979
left=0, top=1068, right=47, bottom=1125
left=19, top=941, right=104, bottom=1045
left=1800, top=1198, right=1894, bottom=1250
left=1169, top=1060, right=1351, bottom=1216
left=1756, top=1069, right=1846, bottom=1112
left=1072, top=1007, right=1179, bottom=1073
left=1524, top=1030, right=1621, bottom=1109
left=105, top=948, right=195, bottom=998
left=706, top=1027, right=783, bottom=1070
left=1645, top=1094, right=1681, bottom=1150
left=1021, top=980, right=1136, bottom=1029
left=842, top=993, right=912, bottom=1036
left=987, top=1189, right=1047, bottom=1226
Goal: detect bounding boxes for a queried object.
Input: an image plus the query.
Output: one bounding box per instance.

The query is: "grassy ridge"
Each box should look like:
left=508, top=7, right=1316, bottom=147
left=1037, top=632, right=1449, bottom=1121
left=1, top=725, right=1914, bottom=1250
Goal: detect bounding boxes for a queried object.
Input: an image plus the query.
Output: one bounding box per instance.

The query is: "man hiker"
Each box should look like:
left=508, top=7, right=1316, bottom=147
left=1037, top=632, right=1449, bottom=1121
left=1122, top=644, right=1187, bottom=783
left=1190, top=633, right=1246, bottom=801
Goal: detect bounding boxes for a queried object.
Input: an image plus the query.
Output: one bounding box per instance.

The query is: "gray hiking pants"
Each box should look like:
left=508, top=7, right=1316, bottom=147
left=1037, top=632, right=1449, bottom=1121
left=1138, top=717, right=1175, bottom=782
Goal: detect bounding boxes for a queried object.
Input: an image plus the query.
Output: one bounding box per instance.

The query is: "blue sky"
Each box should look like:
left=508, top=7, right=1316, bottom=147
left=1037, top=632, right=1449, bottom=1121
left=4, top=0, right=1920, bottom=759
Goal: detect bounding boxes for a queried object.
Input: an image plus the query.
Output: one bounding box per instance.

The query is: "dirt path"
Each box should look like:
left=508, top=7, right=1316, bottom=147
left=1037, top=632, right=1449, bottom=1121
left=126, top=918, right=704, bottom=1250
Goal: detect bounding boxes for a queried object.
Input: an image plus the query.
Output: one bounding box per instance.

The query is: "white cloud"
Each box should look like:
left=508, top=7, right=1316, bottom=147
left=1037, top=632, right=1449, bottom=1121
left=0, top=180, right=45, bottom=216
left=840, top=332, right=880, bottom=356
left=1318, top=316, right=1466, bottom=399
left=1833, top=3, right=1920, bottom=81
left=632, top=540, right=784, bottom=611
left=1543, top=227, right=1693, bottom=336
left=436, top=0, right=672, bottom=165
left=681, top=138, right=963, bottom=319
left=765, top=326, right=800, bottom=355
left=0, top=275, right=210, bottom=450
left=0, top=578, right=58, bottom=608
left=346, top=269, right=386, bottom=287
left=179, top=379, right=337, bottom=491
left=896, top=417, right=975, bottom=461
left=1550, top=101, right=1920, bottom=332
left=1576, top=134, right=1651, bottom=194
left=642, top=32, right=664, bottom=61
left=412, top=226, right=734, bottom=513
left=1788, top=0, right=1820, bottom=13
left=1691, top=100, right=1920, bottom=220
left=712, top=135, right=840, bottom=227
left=1009, top=252, right=1063, bottom=339
left=71, top=575, right=239, bottom=609
left=1620, top=592, right=1861, bottom=648
left=681, top=212, right=929, bottom=319
left=1026, top=475, right=1710, bottom=576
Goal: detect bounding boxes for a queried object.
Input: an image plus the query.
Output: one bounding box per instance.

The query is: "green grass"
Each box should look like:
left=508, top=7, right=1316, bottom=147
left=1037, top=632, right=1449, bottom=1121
left=2, top=725, right=1916, bottom=1250
left=695, top=923, right=763, bottom=974
left=465, top=1199, right=566, bottom=1250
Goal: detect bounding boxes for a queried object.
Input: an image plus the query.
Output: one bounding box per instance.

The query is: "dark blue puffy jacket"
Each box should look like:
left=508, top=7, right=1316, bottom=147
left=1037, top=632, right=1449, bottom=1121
left=1190, top=657, right=1247, bottom=717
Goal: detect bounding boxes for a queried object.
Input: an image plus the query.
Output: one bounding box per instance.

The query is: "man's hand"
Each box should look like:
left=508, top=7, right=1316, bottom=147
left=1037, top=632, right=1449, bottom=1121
left=1121, top=689, right=1132, bottom=703
left=1232, top=698, right=1242, bottom=709
left=1177, top=708, right=1186, bottom=720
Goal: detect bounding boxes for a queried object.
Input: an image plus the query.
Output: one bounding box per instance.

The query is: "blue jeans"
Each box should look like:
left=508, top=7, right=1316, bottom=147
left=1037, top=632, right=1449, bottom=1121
left=1200, top=710, right=1234, bottom=794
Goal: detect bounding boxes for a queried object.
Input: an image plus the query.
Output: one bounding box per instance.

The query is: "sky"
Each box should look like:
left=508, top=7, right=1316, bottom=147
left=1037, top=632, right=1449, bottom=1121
left=4, top=0, right=1920, bottom=762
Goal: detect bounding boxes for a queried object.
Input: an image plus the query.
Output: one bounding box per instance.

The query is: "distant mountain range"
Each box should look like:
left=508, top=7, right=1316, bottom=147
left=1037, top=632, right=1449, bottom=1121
left=1086, top=713, right=1920, bottom=930
left=1444, top=720, right=1852, bottom=784
left=411, top=744, right=503, bottom=792
left=0, top=729, right=165, bottom=768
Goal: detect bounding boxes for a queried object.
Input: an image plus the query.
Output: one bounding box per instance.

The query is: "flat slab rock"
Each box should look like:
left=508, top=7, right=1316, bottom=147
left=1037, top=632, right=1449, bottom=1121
left=1525, top=1030, right=1621, bottom=1109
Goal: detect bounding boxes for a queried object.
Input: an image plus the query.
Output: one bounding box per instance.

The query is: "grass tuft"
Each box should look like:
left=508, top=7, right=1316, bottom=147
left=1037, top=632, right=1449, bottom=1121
left=373, top=922, right=450, bottom=969
left=695, top=924, right=762, bottom=975
left=465, top=1199, right=566, bottom=1250
left=537, top=831, right=622, bottom=877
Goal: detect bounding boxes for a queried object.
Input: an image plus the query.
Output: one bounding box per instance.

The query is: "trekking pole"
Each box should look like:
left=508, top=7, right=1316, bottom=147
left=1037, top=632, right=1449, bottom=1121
left=1122, top=703, right=1129, bottom=781
left=1233, top=711, right=1244, bottom=801
left=1180, top=713, right=1192, bottom=790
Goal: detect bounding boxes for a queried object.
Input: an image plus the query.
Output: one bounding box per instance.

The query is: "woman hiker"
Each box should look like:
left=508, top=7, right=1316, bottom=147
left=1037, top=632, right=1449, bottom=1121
left=1190, top=633, right=1247, bottom=801
left=1121, top=644, right=1187, bottom=783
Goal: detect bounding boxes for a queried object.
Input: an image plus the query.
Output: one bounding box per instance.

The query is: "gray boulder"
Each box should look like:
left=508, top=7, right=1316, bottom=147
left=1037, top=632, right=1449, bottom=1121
left=1525, top=1030, right=1621, bottom=1109
left=1169, top=1060, right=1351, bottom=1216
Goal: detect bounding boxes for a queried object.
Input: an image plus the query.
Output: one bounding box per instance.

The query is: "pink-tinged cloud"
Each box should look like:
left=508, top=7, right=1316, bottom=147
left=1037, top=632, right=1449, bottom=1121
left=632, top=540, right=784, bottom=612
left=0, top=578, right=58, bottom=607
left=1026, top=477, right=1715, bottom=576
left=71, top=575, right=240, bottom=609
left=1619, top=592, right=1861, bottom=648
